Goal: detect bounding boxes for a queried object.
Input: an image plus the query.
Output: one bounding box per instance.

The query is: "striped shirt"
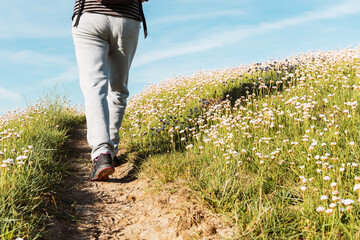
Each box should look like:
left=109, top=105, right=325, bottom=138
left=72, top=0, right=142, bottom=22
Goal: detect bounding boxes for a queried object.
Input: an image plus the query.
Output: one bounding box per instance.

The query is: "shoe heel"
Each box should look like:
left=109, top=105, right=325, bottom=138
left=98, top=167, right=115, bottom=179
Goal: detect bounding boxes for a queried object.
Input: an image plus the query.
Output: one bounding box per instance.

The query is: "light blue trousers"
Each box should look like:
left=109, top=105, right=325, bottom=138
left=72, top=13, right=140, bottom=160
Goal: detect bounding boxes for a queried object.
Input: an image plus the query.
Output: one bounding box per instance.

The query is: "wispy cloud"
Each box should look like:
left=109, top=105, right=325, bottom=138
left=134, top=0, right=360, bottom=67
left=0, top=0, right=70, bottom=39
left=39, top=66, right=79, bottom=85
left=0, top=88, right=22, bottom=114
left=150, top=10, right=244, bottom=25
left=11, top=66, right=78, bottom=94
left=4, top=50, right=73, bottom=67
left=0, top=21, right=69, bottom=39
left=0, top=86, right=21, bottom=100
left=0, top=50, right=78, bottom=94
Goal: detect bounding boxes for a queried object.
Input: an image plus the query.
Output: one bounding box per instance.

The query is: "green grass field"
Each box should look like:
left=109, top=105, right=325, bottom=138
left=1, top=46, right=359, bottom=239
left=0, top=96, right=83, bottom=239
left=121, top=47, right=360, bottom=239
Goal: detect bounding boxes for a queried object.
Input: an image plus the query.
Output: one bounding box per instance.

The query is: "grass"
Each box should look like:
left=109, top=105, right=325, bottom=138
left=0, top=96, right=84, bottom=239
left=121, top=47, right=360, bottom=239
left=1, top=46, right=359, bottom=239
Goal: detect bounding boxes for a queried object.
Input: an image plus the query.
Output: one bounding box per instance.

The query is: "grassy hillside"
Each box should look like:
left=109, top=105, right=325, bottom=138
left=121, top=47, right=360, bottom=239
left=1, top=46, right=359, bottom=239
left=0, top=96, right=84, bottom=239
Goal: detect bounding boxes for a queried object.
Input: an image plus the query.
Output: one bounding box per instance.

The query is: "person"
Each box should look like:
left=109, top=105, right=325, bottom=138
left=72, top=0, right=148, bottom=181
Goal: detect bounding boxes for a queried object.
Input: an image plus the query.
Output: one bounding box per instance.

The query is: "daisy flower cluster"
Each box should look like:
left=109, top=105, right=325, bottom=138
left=0, top=97, right=78, bottom=174
left=122, top=47, right=360, bottom=236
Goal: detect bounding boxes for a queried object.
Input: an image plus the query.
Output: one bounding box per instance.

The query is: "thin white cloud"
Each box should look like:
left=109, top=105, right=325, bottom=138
left=39, top=66, right=79, bottom=85
left=0, top=0, right=70, bottom=39
left=5, top=50, right=73, bottom=67
left=0, top=21, right=70, bottom=39
left=10, top=66, right=79, bottom=99
left=134, top=0, right=360, bottom=67
left=0, top=86, right=21, bottom=100
left=151, top=10, right=244, bottom=25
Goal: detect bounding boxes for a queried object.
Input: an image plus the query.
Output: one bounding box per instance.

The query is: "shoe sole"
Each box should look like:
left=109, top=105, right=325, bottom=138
left=90, top=167, right=115, bottom=181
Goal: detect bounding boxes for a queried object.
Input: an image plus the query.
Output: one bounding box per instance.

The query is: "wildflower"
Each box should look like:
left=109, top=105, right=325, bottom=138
left=329, top=203, right=337, bottom=209
left=330, top=182, right=337, bottom=188
left=320, top=195, right=328, bottom=201
left=342, top=199, right=354, bottom=206
left=3, top=159, right=14, bottom=165
left=300, top=186, right=306, bottom=192
left=323, top=176, right=330, bottom=181
left=186, top=144, right=194, bottom=150
left=332, top=190, right=340, bottom=196
left=320, top=156, right=327, bottom=161
left=325, top=209, right=333, bottom=214
left=346, top=206, right=353, bottom=212
left=332, top=196, right=340, bottom=202
left=354, top=184, right=360, bottom=191
left=316, top=206, right=325, bottom=212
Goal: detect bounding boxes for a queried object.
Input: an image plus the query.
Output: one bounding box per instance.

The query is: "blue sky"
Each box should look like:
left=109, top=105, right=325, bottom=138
left=1, top=0, right=360, bottom=114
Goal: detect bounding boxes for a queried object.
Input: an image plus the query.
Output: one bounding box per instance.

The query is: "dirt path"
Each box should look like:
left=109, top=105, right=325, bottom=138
left=46, top=125, right=233, bottom=240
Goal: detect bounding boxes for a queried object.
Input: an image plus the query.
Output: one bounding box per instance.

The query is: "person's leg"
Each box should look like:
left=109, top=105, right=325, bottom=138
left=107, top=17, right=140, bottom=156
left=72, top=13, right=115, bottom=160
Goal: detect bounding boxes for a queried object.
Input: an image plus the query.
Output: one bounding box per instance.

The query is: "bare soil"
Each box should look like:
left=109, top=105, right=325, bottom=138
left=45, top=125, right=234, bottom=240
